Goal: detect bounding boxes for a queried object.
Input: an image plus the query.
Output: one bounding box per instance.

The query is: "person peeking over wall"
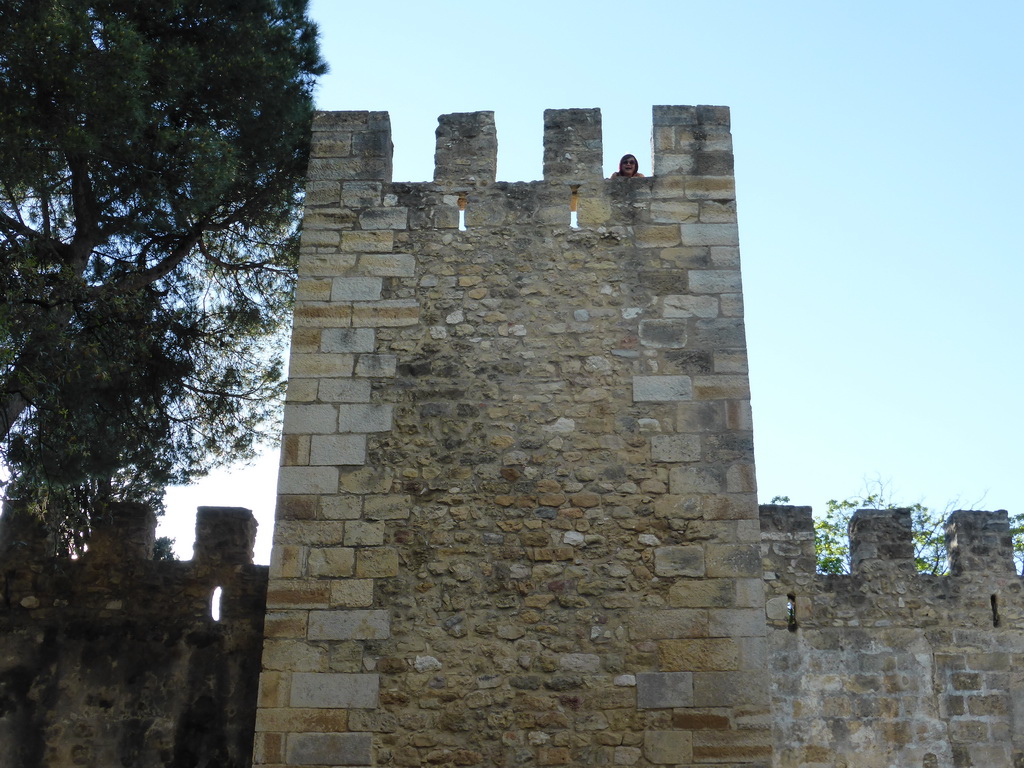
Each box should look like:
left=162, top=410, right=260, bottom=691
left=610, top=154, right=645, bottom=178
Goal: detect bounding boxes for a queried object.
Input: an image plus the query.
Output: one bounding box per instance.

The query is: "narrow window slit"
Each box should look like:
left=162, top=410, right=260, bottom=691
left=787, top=593, right=798, bottom=631
left=458, top=194, right=467, bottom=231
left=991, top=594, right=1000, bottom=627
left=211, top=586, right=223, bottom=622
left=569, top=185, right=580, bottom=229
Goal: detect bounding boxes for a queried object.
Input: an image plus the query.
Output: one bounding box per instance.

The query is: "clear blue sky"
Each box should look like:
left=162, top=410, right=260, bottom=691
left=163, top=0, right=1024, bottom=562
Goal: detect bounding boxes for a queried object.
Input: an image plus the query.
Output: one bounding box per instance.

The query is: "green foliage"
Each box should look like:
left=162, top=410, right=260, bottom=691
left=153, top=536, right=178, bottom=562
left=0, top=1, right=325, bottom=539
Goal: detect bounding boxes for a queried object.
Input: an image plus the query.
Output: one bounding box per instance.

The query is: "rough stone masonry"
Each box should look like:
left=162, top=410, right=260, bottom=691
left=255, top=105, right=769, bottom=768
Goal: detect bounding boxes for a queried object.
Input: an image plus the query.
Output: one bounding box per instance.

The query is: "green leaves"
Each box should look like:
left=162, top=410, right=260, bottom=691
left=1, top=1, right=324, bottom=548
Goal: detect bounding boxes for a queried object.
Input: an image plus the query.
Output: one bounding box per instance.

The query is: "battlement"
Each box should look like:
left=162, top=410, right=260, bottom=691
left=0, top=501, right=268, bottom=767
left=760, top=504, right=1018, bottom=580
left=0, top=500, right=266, bottom=620
left=307, top=105, right=733, bottom=187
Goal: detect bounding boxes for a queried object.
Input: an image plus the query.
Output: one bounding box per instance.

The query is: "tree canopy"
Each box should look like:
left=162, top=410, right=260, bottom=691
left=0, top=0, right=325, bottom=546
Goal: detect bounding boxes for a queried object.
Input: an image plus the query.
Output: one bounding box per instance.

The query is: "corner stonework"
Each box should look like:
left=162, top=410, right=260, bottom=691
left=256, top=106, right=769, bottom=767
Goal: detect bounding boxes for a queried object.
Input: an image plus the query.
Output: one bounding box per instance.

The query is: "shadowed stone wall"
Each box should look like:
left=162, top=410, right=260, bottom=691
left=0, top=503, right=268, bottom=768
left=257, top=106, right=769, bottom=767
left=762, top=504, right=1024, bottom=768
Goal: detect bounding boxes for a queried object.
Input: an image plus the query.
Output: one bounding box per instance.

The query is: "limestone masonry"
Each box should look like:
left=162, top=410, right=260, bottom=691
left=1, top=107, right=1021, bottom=768
left=258, top=106, right=769, bottom=768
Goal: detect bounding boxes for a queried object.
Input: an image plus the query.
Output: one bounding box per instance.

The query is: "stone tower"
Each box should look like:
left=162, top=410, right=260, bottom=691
left=255, top=106, right=770, bottom=767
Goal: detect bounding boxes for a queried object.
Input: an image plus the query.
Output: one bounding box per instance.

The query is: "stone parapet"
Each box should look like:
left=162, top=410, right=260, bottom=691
left=0, top=501, right=268, bottom=767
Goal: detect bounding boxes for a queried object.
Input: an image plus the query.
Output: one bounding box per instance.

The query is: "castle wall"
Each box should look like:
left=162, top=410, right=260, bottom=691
left=761, top=504, right=1024, bottom=768
left=0, top=502, right=268, bottom=768
left=257, top=107, right=770, bottom=767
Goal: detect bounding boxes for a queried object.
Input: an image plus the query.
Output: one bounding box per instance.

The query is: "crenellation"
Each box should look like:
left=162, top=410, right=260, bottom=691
left=87, top=500, right=157, bottom=561
left=759, top=504, right=816, bottom=579
left=946, top=509, right=1016, bottom=576
left=433, top=111, right=497, bottom=187
left=543, top=107, right=603, bottom=182
left=193, top=505, right=258, bottom=565
left=849, top=507, right=917, bottom=575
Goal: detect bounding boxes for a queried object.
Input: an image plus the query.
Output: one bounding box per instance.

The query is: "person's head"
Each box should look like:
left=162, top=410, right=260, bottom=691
left=618, top=154, right=640, bottom=177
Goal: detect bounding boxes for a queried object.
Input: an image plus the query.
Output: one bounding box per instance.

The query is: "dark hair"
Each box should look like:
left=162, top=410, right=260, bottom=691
left=618, top=154, right=640, bottom=177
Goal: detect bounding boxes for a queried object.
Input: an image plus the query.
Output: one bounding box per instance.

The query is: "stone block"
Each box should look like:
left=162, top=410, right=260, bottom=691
left=307, top=547, right=355, bottom=577
left=669, top=466, right=724, bottom=494
left=659, top=638, right=740, bottom=671
left=680, top=223, right=739, bottom=247
left=663, top=294, right=718, bottom=318
left=319, top=378, right=373, bottom=403
left=287, top=732, right=372, bottom=766
left=263, top=611, right=309, bottom=639
left=345, top=520, right=385, bottom=546
left=705, top=544, right=762, bottom=578
left=709, top=608, right=766, bottom=638
left=643, top=730, right=693, bottom=764
left=331, top=579, right=375, bottom=607
left=261, top=639, right=328, bottom=673
left=285, top=376, right=318, bottom=402
left=340, top=230, right=393, bottom=253
left=309, top=434, right=367, bottom=466
left=359, top=207, right=408, bottom=230
left=693, top=374, right=750, bottom=400
left=295, top=278, right=332, bottom=302
left=290, top=672, right=380, bottom=709
left=356, top=547, right=400, bottom=577
left=340, top=180, right=383, bottom=207
left=277, top=466, right=339, bottom=496
left=628, top=609, right=707, bottom=640
left=692, top=671, right=767, bottom=707
left=633, top=375, right=692, bottom=402
left=269, top=544, right=305, bottom=579
left=297, top=252, right=359, bottom=277
left=666, top=578, right=736, bottom=608
left=338, top=404, right=393, bottom=433
left=274, top=521, right=346, bottom=547
left=363, top=495, right=412, bottom=520
left=651, top=434, right=701, bottom=463
left=654, top=546, right=705, bottom=577
left=265, top=579, right=331, bottom=609
left=638, top=320, right=687, bottom=349
left=255, top=707, right=349, bottom=734
left=636, top=672, right=693, bottom=708
left=350, top=299, right=420, bottom=327
left=688, top=269, right=742, bottom=294
left=331, top=276, right=383, bottom=301
left=321, top=328, right=375, bottom=353
left=257, top=670, right=290, bottom=709
left=358, top=252, right=416, bottom=277
left=293, top=302, right=354, bottom=328
left=354, top=354, right=397, bottom=377
left=675, top=401, right=725, bottom=432
left=691, top=729, right=772, bottom=762
left=320, top=495, right=363, bottom=520
left=650, top=200, right=699, bottom=223
left=633, top=224, right=681, bottom=248
left=283, top=404, right=338, bottom=434
left=308, top=610, right=390, bottom=640
left=289, top=353, right=355, bottom=378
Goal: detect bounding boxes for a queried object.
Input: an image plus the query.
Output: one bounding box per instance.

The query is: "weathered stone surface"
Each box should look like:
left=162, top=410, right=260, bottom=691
left=287, top=732, right=372, bottom=766
left=259, top=106, right=768, bottom=768
left=636, top=672, right=694, bottom=709
left=290, top=673, right=379, bottom=708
